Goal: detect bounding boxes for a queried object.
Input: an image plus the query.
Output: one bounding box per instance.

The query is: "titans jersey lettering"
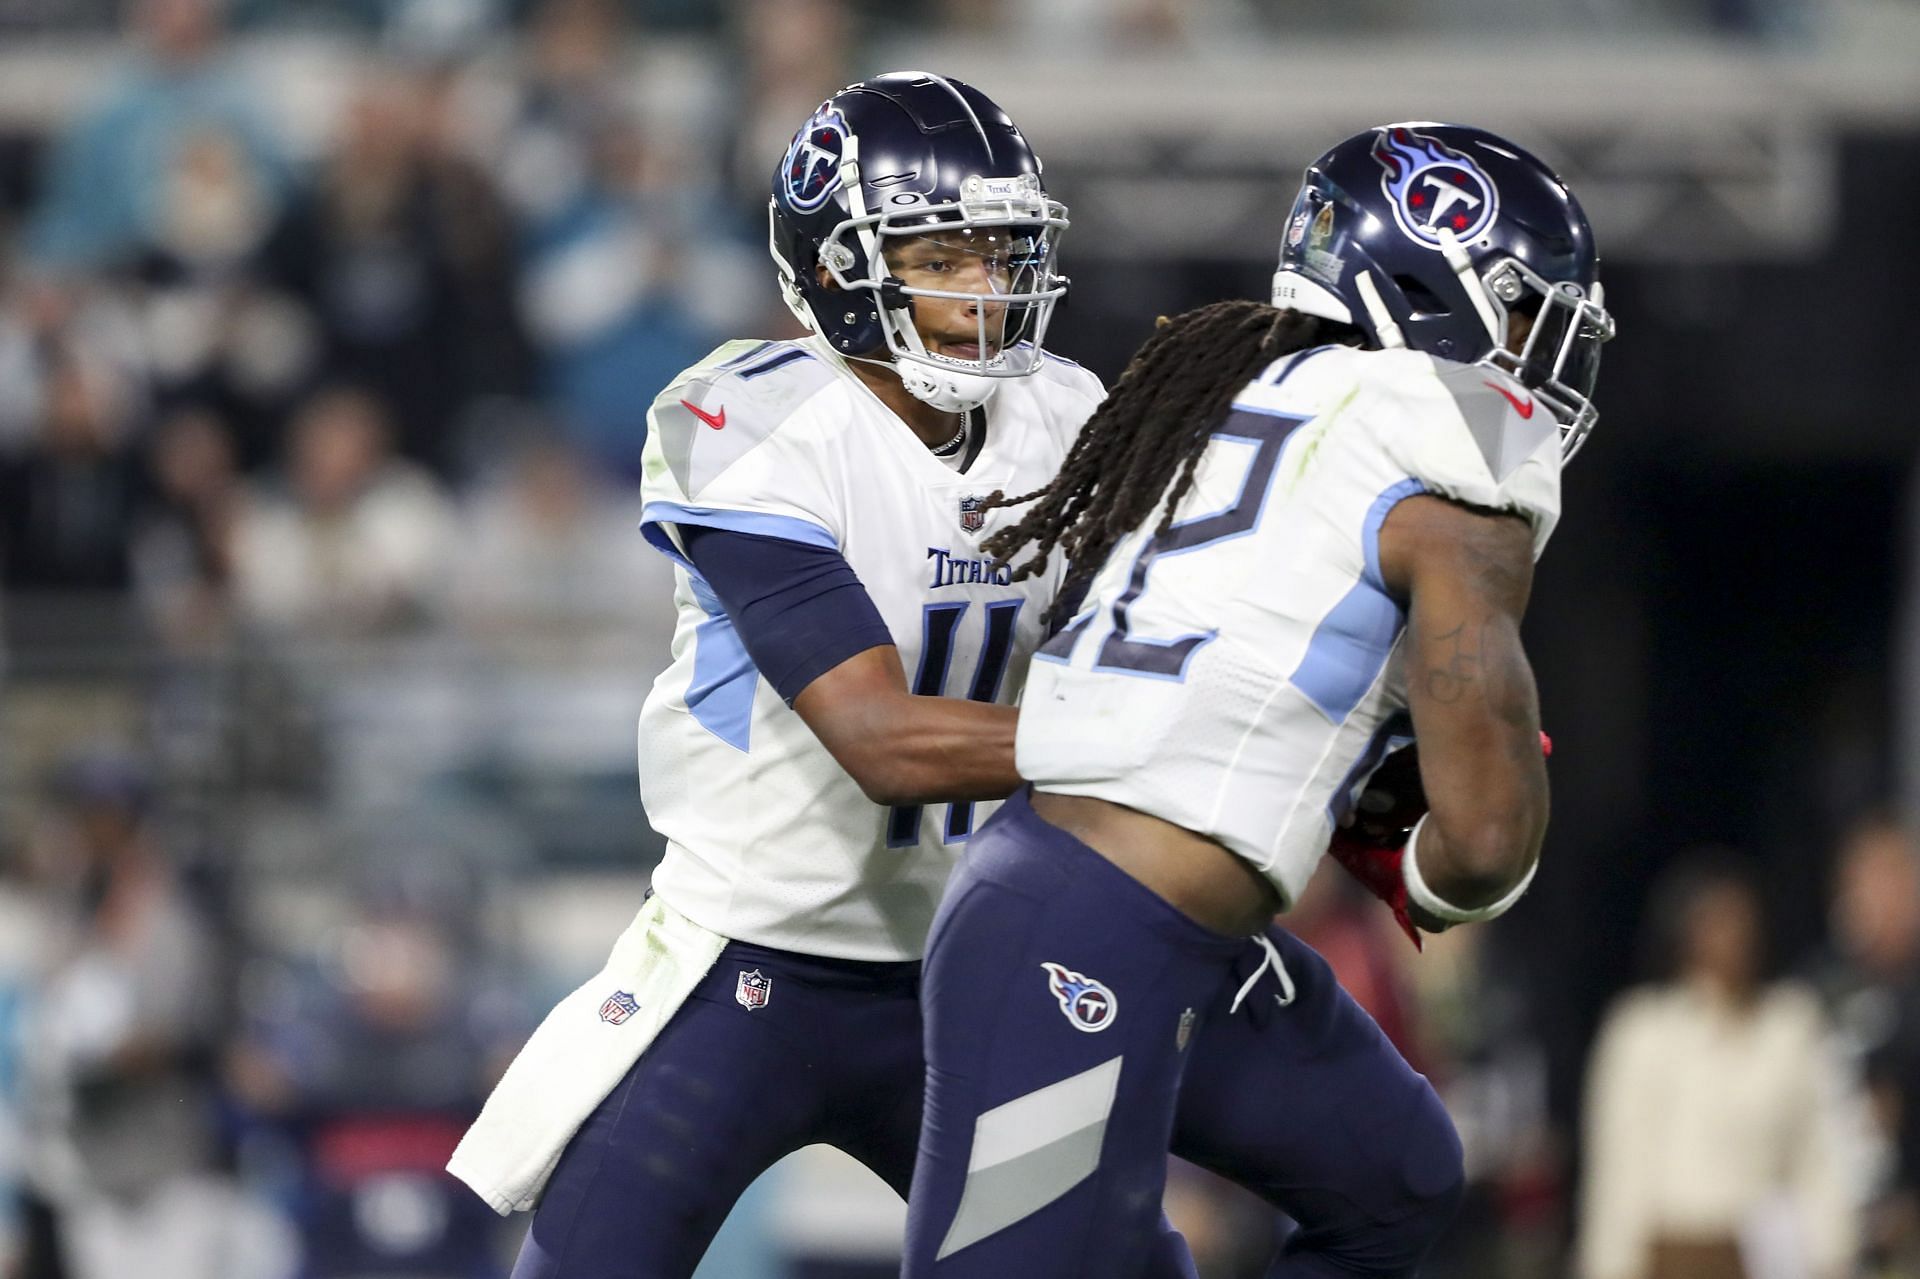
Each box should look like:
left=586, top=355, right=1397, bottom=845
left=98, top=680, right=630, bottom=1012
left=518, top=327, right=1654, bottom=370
left=929, top=547, right=1015, bottom=589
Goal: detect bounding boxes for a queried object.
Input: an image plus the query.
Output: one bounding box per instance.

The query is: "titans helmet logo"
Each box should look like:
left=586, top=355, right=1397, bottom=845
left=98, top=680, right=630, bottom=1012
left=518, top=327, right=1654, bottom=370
left=1372, top=126, right=1500, bottom=250
left=782, top=104, right=851, bottom=213
left=1042, top=962, right=1118, bottom=1033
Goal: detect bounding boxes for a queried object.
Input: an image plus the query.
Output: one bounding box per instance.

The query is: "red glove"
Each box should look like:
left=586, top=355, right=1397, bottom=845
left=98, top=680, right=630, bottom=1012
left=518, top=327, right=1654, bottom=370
left=1327, top=744, right=1429, bottom=950
left=1326, top=732, right=1553, bottom=951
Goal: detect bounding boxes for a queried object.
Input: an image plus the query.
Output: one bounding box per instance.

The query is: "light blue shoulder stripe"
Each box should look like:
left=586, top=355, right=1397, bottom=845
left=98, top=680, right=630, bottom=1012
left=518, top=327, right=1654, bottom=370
left=1361, top=479, right=1427, bottom=592
left=632, top=523, right=770, bottom=753
left=638, top=502, right=838, bottom=568
left=1288, top=478, right=1427, bottom=724
left=683, top=572, right=757, bottom=753
left=635, top=502, right=833, bottom=753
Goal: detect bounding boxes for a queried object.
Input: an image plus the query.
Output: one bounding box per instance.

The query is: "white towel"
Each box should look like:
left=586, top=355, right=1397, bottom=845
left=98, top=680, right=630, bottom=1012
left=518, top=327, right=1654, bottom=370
left=448, top=894, right=729, bottom=1214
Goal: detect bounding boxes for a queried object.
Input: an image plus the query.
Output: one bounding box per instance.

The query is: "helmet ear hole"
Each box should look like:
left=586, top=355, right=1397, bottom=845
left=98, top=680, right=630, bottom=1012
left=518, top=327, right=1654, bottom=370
left=1391, top=275, right=1447, bottom=319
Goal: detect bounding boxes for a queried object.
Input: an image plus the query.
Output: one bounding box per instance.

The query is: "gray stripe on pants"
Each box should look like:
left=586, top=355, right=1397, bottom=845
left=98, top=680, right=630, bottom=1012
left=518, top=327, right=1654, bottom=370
left=936, top=1117, right=1109, bottom=1260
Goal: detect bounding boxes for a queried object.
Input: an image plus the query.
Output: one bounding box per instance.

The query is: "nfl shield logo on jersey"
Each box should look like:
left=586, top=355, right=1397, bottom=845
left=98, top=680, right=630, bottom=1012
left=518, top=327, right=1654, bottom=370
left=958, top=495, right=987, bottom=534
left=599, top=990, right=640, bottom=1025
left=1041, top=962, right=1118, bottom=1033
left=735, top=968, right=773, bottom=1011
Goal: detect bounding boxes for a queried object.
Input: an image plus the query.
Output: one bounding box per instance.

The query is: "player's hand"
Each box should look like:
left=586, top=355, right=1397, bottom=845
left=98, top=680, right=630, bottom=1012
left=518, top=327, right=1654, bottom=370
left=1328, top=743, right=1430, bottom=949
left=1327, top=832, right=1424, bottom=950
left=1327, top=733, right=1552, bottom=951
left=1343, top=743, right=1428, bottom=850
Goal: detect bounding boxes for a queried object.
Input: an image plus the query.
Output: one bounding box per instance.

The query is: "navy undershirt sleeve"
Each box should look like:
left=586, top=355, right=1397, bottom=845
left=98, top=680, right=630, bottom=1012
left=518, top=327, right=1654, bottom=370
left=677, top=523, right=896, bottom=704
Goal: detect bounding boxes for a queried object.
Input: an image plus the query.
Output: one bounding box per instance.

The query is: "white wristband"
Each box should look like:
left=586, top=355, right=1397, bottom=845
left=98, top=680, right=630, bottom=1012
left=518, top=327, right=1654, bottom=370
left=1401, top=815, right=1538, bottom=924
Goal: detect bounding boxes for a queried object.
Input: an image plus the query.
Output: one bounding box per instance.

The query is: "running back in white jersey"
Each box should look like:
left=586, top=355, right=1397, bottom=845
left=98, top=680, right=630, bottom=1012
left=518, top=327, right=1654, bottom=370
left=638, top=336, right=1104, bottom=961
left=1015, top=343, right=1560, bottom=909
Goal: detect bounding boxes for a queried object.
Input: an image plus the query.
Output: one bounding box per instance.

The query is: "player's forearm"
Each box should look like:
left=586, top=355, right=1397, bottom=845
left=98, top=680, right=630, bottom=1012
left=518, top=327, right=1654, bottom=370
left=1411, top=671, right=1549, bottom=909
left=1404, top=606, right=1550, bottom=906
left=1412, top=786, right=1546, bottom=909
left=850, top=696, right=1020, bottom=806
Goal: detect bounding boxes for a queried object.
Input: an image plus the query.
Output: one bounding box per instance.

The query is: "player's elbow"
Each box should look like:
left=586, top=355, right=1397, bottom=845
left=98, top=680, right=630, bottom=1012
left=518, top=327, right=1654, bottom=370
left=841, top=749, right=919, bottom=807
left=1422, top=811, right=1544, bottom=909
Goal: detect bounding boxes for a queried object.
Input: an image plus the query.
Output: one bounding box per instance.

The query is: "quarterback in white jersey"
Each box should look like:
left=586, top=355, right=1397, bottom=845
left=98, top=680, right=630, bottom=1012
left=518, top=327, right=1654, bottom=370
left=450, top=74, right=1101, bottom=1279
left=904, top=124, right=1615, bottom=1278
left=637, top=332, right=1099, bottom=960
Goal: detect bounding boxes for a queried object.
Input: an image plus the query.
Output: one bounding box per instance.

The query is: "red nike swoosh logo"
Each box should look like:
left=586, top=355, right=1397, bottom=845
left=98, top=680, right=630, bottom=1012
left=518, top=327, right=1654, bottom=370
left=1484, top=380, right=1535, bottom=419
left=681, top=400, right=726, bottom=430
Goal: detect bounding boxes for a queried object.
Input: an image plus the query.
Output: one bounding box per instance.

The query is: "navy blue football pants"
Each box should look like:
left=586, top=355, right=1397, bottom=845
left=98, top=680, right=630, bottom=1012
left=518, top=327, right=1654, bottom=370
left=902, top=788, right=1466, bottom=1278
left=509, top=941, right=925, bottom=1279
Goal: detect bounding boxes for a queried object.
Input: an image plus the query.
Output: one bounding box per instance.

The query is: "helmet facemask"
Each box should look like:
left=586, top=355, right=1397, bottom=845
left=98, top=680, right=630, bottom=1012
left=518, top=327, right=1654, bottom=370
left=1468, top=250, right=1614, bottom=461
left=816, top=172, right=1069, bottom=412
left=1340, top=225, right=1615, bottom=461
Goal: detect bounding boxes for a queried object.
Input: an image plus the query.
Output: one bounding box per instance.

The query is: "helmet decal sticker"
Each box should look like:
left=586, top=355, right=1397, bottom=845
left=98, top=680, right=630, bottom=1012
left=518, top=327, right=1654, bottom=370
left=1372, top=126, right=1500, bottom=250
left=782, top=104, right=852, bottom=213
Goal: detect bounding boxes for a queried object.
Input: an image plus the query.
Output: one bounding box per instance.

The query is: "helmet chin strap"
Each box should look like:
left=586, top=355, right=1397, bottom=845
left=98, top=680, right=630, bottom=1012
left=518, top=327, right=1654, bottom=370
left=1354, top=270, right=1407, bottom=350
left=835, top=350, right=1000, bottom=414
left=884, top=299, right=1002, bottom=412
left=1434, top=227, right=1504, bottom=348
left=896, top=360, right=999, bottom=413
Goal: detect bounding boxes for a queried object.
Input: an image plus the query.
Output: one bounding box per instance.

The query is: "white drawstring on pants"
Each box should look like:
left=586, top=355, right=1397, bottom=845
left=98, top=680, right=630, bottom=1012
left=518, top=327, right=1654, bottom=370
left=1229, top=931, right=1296, bottom=1015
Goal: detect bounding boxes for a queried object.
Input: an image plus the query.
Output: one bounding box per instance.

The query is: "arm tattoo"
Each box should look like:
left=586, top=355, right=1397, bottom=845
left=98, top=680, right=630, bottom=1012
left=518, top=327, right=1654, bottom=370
left=1424, top=620, right=1485, bottom=705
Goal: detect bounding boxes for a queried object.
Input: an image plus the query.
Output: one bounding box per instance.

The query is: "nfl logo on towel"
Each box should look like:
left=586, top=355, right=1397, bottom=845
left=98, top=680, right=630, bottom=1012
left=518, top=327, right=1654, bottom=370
left=599, top=990, right=640, bottom=1025
left=958, top=495, right=986, bottom=534
left=735, top=968, right=773, bottom=1011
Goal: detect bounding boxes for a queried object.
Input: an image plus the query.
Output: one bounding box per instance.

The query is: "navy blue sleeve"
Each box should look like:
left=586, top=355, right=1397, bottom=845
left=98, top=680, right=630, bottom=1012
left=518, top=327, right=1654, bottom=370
left=677, top=523, right=896, bottom=704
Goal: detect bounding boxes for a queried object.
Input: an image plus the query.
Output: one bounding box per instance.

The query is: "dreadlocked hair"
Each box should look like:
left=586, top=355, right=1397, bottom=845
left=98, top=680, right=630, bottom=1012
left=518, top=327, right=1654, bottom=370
left=983, top=301, right=1360, bottom=626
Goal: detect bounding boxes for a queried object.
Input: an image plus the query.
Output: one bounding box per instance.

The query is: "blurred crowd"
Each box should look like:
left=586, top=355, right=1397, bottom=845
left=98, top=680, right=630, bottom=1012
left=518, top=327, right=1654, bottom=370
left=0, top=1, right=1907, bottom=1278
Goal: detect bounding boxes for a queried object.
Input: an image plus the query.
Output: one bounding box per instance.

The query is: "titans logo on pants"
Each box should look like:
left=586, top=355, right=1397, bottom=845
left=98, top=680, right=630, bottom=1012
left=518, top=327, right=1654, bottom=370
left=1042, top=962, right=1118, bottom=1032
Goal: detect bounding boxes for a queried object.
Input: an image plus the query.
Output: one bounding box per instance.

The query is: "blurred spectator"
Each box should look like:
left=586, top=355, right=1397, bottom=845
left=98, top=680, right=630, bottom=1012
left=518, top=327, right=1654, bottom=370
left=0, top=841, right=54, bottom=1278
left=24, top=0, right=291, bottom=275
left=0, top=345, right=143, bottom=601
left=454, top=434, right=663, bottom=637
left=16, top=751, right=295, bottom=1279
left=1809, top=819, right=1920, bottom=1275
left=225, top=840, right=528, bottom=1277
left=498, top=0, right=719, bottom=477
left=928, top=0, right=1258, bottom=50
left=725, top=0, right=851, bottom=203
left=1577, top=853, right=1858, bottom=1279
left=447, top=433, right=677, bottom=781
left=132, top=405, right=241, bottom=648
left=493, top=0, right=633, bottom=229
left=517, top=107, right=757, bottom=477
left=231, top=385, right=455, bottom=636
left=265, top=66, right=531, bottom=476
left=0, top=270, right=147, bottom=460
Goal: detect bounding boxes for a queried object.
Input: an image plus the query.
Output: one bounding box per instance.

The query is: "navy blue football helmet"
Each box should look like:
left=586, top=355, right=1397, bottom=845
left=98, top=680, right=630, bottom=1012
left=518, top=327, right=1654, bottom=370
left=768, top=72, right=1070, bottom=412
left=1272, top=123, right=1615, bottom=457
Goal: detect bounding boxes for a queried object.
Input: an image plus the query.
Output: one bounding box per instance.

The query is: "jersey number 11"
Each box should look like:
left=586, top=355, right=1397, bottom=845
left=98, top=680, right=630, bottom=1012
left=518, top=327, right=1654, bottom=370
left=886, top=598, right=1023, bottom=846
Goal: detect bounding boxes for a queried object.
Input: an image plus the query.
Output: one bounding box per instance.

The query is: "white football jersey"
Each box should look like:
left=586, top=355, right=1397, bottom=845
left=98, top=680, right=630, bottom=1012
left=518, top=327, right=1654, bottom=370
left=637, top=335, right=1104, bottom=961
left=1016, top=344, right=1561, bottom=909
